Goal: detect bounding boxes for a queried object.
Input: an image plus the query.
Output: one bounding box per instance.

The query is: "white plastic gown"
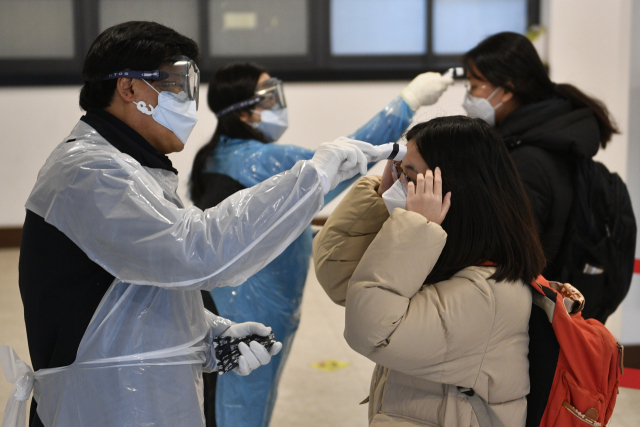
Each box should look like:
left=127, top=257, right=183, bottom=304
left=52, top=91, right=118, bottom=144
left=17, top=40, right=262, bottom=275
left=1, top=119, right=324, bottom=427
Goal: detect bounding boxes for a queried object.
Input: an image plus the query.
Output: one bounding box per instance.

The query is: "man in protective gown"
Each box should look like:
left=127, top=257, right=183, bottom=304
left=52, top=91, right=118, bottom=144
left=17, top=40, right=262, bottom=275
left=0, top=21, right=385, bottom=427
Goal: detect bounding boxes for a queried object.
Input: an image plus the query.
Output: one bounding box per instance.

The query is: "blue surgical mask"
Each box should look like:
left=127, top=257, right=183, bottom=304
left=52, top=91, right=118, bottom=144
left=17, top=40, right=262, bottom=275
left=133, top=80, right=198, bottom=145
left=250, top=108, right=289, bottom=142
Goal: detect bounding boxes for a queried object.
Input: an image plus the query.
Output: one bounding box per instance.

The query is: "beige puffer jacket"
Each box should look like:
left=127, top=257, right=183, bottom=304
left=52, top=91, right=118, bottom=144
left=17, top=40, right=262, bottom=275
left=313, top=176, right=531, bottom=427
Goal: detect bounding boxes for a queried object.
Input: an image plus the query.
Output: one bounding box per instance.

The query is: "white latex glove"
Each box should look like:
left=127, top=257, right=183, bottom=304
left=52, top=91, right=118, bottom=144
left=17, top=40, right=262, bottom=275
left=400, top=72, right=454, bottom=111
left=311, top=138, right=372, bottom=194
left=222, top=322, right=283, bottom=376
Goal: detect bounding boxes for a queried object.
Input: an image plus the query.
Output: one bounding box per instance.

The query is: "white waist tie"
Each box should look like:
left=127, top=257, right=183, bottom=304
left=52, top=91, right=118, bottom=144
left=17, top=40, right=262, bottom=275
left=0, top=346, right=34, bottom=427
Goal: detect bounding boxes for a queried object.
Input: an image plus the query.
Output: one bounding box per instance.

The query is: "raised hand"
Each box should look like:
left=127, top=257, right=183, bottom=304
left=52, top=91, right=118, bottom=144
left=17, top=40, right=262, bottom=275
left=405, top=167, right=451, bottom=224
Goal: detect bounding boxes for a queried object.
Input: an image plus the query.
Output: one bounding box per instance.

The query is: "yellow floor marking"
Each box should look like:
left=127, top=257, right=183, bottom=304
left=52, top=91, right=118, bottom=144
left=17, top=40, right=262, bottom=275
left=310, top=359, right=350, bottom=372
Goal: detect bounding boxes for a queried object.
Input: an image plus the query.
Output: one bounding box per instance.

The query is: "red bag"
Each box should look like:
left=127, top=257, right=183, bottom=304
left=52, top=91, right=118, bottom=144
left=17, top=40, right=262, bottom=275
left=527, top=276, right=623, bottom=427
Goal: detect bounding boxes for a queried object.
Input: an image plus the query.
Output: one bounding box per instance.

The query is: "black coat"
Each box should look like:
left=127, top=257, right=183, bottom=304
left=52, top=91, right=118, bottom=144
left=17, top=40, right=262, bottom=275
left=498, top=96, right=601, bottom=277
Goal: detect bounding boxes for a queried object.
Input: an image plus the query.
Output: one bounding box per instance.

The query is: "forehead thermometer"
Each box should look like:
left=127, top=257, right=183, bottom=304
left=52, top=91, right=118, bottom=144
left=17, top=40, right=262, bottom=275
left=376, top=142, right=407, bottom=162
left=443, top=67, right=464, bottom=78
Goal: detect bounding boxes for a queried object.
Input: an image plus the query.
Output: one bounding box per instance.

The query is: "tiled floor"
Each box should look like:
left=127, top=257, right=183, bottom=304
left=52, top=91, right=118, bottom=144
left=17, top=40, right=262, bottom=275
left=1, top=247, right=639, bottom=426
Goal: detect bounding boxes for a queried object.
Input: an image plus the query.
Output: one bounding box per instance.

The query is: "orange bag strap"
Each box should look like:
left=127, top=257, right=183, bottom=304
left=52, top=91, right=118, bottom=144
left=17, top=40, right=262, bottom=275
left=531, top=275, right=551, bottom=296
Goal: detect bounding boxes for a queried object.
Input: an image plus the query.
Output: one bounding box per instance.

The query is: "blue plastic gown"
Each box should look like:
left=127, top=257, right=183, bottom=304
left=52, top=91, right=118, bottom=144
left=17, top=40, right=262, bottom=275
left=204, top=96, right=414, bottom=427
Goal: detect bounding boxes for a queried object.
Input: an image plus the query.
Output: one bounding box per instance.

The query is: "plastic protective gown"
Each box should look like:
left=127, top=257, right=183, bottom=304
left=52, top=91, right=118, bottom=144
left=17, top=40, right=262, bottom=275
left=2, top=119, right=325, bottom=427
left=202, top=96, right=414, bottom=427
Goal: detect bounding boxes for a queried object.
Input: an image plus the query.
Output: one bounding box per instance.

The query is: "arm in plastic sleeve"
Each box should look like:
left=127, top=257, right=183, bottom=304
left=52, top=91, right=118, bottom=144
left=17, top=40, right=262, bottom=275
left=348, top=96, right=414, bottom=147
left=228, top=143, right=317, bottom=188
left=264, top=144, right=351, bottom=205
left=241, top=96, right=412, bottom=202
left=257, top=140, right=397, bottom=205
left=27, top=156, right=324, bottom=290
left=202, top=309, right=235, bottom=373
left=206, top=309, right=235, bottom=336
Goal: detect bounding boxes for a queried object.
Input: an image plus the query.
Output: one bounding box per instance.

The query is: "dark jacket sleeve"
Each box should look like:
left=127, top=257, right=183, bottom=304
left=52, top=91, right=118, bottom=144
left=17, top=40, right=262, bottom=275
left=510, top=146, right=552, bottom=232
left=509, top=145, right=573, bottom=265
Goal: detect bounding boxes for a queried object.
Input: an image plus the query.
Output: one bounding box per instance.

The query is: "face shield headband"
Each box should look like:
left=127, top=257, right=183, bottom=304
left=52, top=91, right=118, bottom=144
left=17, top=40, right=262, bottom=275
left=103, top=55, right=200, bottom=110
left=215, top=78, right=286, bottom=118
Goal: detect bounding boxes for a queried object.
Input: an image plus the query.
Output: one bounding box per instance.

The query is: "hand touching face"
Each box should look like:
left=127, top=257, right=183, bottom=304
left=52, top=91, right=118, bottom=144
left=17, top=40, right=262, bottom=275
left=406, top=167, right=451, bottom=224
left=377, top=138, right=451, bottom=223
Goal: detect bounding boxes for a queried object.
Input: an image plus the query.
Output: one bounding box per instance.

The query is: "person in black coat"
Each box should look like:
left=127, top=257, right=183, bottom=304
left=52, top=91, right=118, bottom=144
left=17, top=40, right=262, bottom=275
left=460, top=32, right=619, bottom=314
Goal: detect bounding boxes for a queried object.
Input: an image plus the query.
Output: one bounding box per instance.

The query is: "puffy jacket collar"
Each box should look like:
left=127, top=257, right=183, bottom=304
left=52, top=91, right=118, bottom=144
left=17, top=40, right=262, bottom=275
left=80, top=110, right=178, bottom=174
left=498, top=96, right=600, bottom=159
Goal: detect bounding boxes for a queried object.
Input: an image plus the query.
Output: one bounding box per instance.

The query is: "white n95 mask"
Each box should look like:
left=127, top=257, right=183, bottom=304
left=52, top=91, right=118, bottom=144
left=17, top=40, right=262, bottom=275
left=382, top=179, right=408, bottom=215
left=462, top=87, right=502, bottom=126
left=251, top=108, right=289, bottom=142
left=135, top=80, right=198, bottom=145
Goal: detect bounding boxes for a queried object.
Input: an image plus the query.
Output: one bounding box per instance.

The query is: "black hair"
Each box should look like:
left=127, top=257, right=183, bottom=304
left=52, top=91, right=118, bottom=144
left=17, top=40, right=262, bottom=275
left=189, top=62, right=267, bottom=205
left=463, top=32, right=619, bottom=148
left=405, top=116, right=546, bottom=284
left=79, top=21, right=199, bottom=112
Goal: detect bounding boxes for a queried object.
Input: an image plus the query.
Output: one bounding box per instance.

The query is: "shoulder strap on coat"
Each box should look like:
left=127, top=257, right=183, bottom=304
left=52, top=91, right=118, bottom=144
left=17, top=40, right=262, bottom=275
left=530, top=275, right=584, bottom=322
left=458, top=387, right=506, bottom=427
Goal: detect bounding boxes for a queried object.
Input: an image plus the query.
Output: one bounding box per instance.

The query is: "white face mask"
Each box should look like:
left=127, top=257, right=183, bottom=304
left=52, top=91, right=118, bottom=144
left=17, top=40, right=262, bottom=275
left=462, top=87, right=502, bottom=126
left=381, top=179, right=407, bottom=215
left=251, top=108, right=289, bottom=142
left=133, top=80, right=198, bottom=145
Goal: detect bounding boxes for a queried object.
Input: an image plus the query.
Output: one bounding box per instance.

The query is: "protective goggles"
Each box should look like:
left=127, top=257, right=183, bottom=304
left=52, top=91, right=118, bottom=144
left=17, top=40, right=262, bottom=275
left=103, top=55, right=200, bottom=109
left=216, top=77, right=286, bottom=118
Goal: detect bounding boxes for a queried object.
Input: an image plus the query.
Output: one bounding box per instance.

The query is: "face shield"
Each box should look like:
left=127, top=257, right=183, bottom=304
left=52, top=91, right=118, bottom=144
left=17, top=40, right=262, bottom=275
left=103, top=55, right=201, bottom=109
left=215, top=77, right=286, bottom=118
left=254, top=78, right=286, bottom=111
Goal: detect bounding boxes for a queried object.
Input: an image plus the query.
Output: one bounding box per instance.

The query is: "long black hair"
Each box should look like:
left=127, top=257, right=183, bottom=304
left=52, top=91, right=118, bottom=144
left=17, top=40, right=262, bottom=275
left=405, top=116, right=546, bottom=284
left=190, top=62, right=267, bottom=204
left=463, top=32, right=618, bottom=148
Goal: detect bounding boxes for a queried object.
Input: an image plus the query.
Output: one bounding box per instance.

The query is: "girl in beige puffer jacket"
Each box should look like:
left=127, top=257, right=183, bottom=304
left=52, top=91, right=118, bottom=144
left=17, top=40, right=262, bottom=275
left=313, top=116, right=546, bottom=427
